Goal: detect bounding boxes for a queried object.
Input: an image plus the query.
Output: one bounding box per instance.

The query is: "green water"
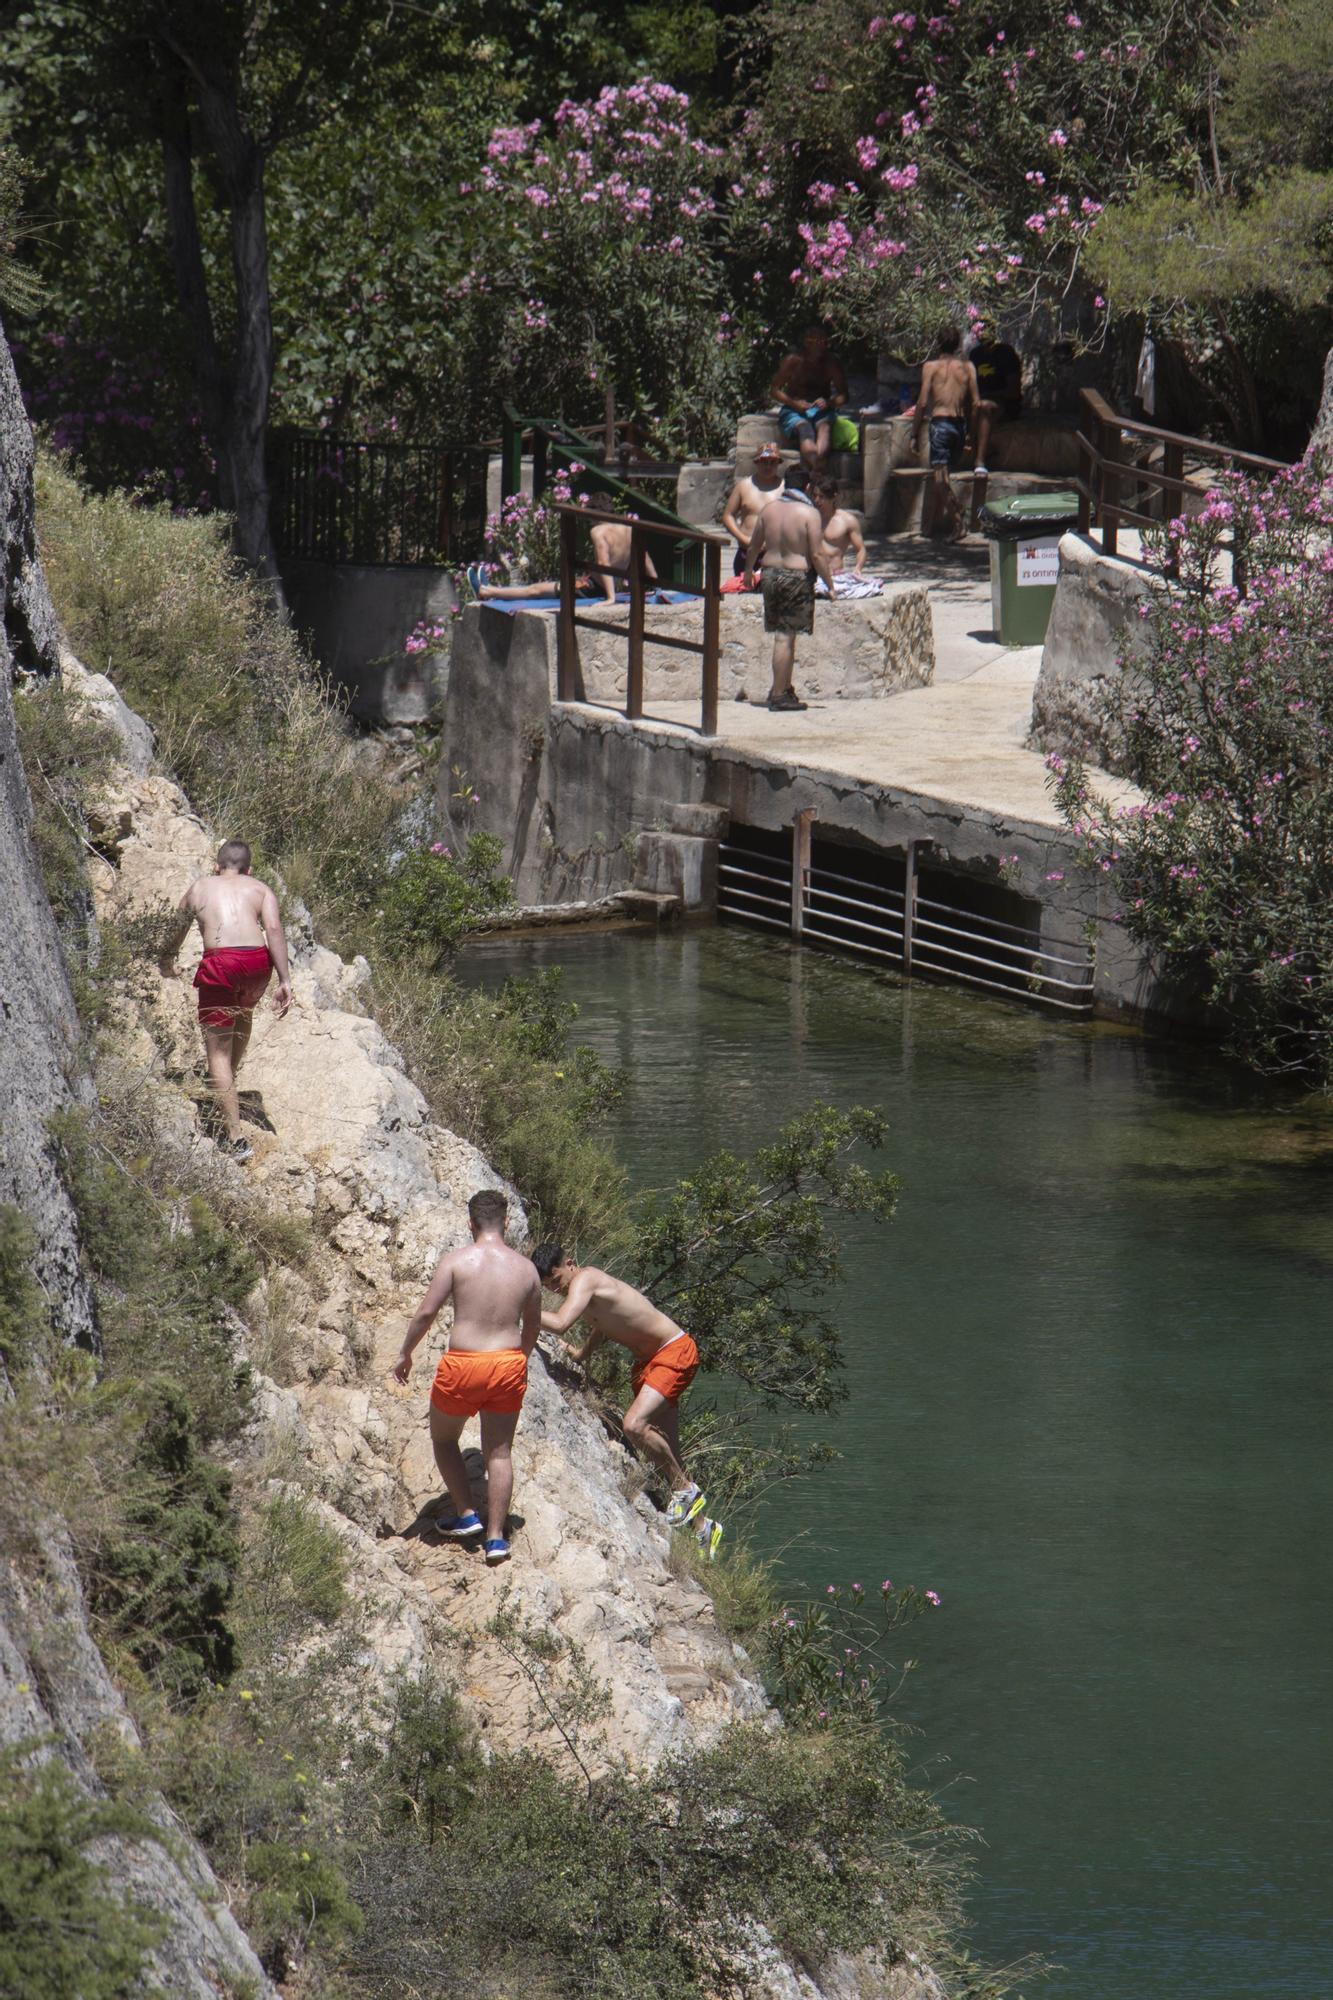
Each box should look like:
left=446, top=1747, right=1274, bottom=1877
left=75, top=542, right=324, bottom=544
left=460, top=926, right=1333, bottom=2000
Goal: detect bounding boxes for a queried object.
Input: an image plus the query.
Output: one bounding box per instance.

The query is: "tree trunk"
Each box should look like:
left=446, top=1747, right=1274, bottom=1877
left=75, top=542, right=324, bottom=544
left=1307, top=345, right=1333, bottom=468
left=157, top=48, right=287, bottom=610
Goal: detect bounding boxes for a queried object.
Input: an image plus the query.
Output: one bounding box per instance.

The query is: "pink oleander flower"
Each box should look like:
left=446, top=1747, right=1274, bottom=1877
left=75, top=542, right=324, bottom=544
left=925, top=1590, right=941, bottom=1606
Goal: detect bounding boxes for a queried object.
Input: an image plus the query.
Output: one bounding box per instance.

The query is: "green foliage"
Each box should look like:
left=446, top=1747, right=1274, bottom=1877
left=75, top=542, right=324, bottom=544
left=91, top=1385, right=240, bottom=1702
left=242, top=1492, right=348, bottom=1645
left=0, top=1742, right=168, bottom=2000
left=12, top=673, right=115, bottom=959
left=347, top=1652, right=962, bottom=2000
left=376, top=833, right=515, bottom=962
left=1221, top=0, right=1333, bottom=173
left=244, top=1841, right=363, bottom=1976
left=1087, top=173, right=1333, bottom=314
left=1052, top=460, right=1333, bottom=1082
left=633, top=1104, right=899, bottom=1411
left=0, top=1205, right=48, bottom=1373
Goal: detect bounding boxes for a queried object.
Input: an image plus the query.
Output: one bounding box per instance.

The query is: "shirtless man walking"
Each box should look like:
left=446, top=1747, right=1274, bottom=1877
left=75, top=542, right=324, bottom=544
left=912, top=324, right=979, bottom=541
left=721, top=440, right=785, bottom=576
left=744, top=474, right=837, bottom=710
left=533, top=1245, right=713, bottom=1538
left=393, top=1189, right=541, bottom=1566
left=158, top=840, right=292, bottom=1162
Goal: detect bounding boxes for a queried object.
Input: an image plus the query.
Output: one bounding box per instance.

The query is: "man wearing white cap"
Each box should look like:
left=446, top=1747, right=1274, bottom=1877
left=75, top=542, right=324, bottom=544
left=720, top=440, right=787, bottom=579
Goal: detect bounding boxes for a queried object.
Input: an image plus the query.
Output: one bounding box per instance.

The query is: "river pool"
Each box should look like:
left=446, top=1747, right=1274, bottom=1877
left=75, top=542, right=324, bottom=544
left=460, top=925, right=1333, bottom=2000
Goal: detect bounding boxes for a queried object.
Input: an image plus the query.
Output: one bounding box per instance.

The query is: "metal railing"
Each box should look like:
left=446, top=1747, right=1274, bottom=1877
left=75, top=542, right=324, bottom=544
left=269, top=431, right=488, bottom=566
left=555, top=502, right=722, bottom=737
left=717, top=818, right=1095, bottom=1013
left=1074, top=388, right=1289, bottom=588
left=501, top=403, right=702, bottom=587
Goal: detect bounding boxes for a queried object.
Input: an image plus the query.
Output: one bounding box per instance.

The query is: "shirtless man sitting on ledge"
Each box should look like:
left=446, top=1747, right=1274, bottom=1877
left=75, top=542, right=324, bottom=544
left=533, top=1245, right=716, bottom=1545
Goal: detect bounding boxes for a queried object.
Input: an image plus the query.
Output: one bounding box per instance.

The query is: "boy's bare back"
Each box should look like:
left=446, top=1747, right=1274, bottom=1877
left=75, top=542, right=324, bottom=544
left=185, top=872, right=275, bottom=952
left=434, top=1242, right=541, bottom=1354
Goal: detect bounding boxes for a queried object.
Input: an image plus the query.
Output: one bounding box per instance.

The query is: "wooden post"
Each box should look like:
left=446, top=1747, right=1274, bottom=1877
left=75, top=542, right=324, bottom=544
left=1101, top=412, right=1122, bottom=558
left=532, top=429, right=548, bottom=502
left=626, top=523, right=646, bottom=720
left=557, top=511, right=580, bottom=702
left=1163, top=438, right=1184, bottom=575
left=902, top=839, right=919, bottom=974
left=604, top=385, right=616, bottom=465
left=701, top=538, right=721, bottom=737
left=500, top=409, right=522, bottom=504
left=791, top=808, right=816, bottom=938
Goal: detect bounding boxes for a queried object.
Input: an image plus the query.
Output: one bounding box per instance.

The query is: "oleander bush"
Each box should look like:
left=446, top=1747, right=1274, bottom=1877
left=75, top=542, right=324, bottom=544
left=1053, top=459, right=1333, bottom=1083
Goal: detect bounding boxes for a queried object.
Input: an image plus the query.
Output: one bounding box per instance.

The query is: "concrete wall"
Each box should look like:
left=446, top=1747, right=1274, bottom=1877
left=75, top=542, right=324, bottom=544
left=441, top=604, right=1172, bottom=1020
left=1029, top=533, right=1156, bottom=766
left=282, top=558, right=457, bottom=724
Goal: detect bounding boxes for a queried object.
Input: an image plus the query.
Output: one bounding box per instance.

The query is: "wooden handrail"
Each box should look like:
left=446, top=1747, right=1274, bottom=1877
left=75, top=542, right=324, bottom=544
left=1078, top=390, right=1288, bottom=475
left=552, top=502, right=722, bottom=737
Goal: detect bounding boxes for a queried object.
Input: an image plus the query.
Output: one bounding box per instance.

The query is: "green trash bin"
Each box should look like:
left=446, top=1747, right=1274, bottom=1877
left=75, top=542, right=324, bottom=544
left=979, top=491, right=1082, bottom=647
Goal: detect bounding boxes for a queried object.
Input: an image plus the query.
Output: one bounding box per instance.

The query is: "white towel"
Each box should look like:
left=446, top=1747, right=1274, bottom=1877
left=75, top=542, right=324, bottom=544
left=815, top=572, right=883, bottom=598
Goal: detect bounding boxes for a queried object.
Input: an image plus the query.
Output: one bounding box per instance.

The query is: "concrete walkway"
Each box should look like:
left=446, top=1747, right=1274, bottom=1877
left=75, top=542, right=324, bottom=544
left=638, top=535, right=1135, bottom=832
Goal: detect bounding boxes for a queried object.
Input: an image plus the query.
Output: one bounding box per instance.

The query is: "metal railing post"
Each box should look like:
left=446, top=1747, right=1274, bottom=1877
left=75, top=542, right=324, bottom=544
left=902, top=840, right=920, bottom=974
left=701, top=539, right=721, bottom=737
left=791, top=808, right=816, bottom=938
left=557, top=511, right=581, bottom=701
left=626, top=524, right=646, bottom=720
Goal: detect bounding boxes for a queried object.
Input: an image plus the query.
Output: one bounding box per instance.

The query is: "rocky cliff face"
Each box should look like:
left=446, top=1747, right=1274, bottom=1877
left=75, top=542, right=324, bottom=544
left=0, top=315, right=95, bottom=1352
left=85, top=702, right=771, bottom=1767
left=0, top=329, right=276, bottom=1997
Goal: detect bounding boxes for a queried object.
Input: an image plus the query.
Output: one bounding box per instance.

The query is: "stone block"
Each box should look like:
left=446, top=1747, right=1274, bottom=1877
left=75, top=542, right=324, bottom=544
left=633, top=830, right=717, bottom=912
left=668, top=801, right=729, bottom=838
left=572, top=588, right=933, bottom=707
left=1028, top=531, right=1157, bottom=766
left=676, top=460, right=734, bottom=527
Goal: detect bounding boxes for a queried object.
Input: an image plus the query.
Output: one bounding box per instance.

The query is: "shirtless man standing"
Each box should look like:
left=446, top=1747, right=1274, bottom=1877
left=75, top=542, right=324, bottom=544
left=721, top=440, right=785, bottom=576
left=393, top=1189, right=541, bottom=1566
left=744, top=474, right=837, bottom=710
left=912, top=324, right=979, bottom=541
left=533, top=1244, right=712, bottom=1536
left=771, top=326, right=850, bottom=474
left=158, top=840, right=292, bottom=1162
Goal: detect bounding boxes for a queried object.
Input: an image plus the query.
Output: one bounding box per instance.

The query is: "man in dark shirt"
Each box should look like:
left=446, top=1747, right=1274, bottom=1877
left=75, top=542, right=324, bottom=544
left=968, top=319, right=1023, bottom=475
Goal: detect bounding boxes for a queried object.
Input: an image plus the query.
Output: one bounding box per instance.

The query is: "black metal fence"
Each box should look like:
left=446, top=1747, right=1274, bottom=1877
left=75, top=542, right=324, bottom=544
left=268, top=431, right=488, bottom=567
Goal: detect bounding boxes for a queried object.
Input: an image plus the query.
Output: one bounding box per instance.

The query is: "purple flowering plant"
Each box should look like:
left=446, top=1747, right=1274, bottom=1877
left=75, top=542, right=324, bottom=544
left=1051, top=455, right=1333, bottom=1081
left=765, top=1577, right=943, bottom=1730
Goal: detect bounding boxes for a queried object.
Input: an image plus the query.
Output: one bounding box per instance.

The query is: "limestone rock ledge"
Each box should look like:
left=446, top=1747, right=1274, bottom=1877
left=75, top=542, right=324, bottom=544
left=74, top=654, right=770, bottom=1771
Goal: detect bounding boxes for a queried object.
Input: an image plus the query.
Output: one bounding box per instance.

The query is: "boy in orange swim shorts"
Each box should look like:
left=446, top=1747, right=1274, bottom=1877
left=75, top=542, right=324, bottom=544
left=533, top=1246, right=719, bottom=1553
left=394, top=1191, right=541, bottom=1566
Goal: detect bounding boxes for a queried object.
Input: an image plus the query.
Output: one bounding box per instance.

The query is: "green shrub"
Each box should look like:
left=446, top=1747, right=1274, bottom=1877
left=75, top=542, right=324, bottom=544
left=243, top=1840, right=362, bottom=1978
left=90, top=1384, right=240, bottom=1702
left=376, top=832, right=514, bottom=961
left=0, top=1205, right=48, bottom=1373
left=241, top=1492, right=348, bottom=1649
left=0, top=1743, right=169, bottom=2000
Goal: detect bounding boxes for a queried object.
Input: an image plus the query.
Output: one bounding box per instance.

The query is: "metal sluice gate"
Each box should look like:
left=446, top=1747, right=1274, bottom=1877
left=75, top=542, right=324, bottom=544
left=717, top=820, right=1095, bottom=1014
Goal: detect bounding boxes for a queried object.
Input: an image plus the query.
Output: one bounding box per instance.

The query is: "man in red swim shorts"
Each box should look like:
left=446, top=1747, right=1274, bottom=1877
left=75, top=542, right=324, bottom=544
left=533, top=1246, right=711, bottom=1536
left=393, top=1190, right=541, bottom=1566
left=158, top=840, right=292, bottom=1162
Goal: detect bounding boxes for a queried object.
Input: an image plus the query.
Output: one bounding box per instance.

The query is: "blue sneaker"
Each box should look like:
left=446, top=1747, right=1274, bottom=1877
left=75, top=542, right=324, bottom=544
left=466, top=562, right=489, bottom=597
left=437, top=1509, right=483, bottom=1542
left=484, top=1537, right=511, bottom=1566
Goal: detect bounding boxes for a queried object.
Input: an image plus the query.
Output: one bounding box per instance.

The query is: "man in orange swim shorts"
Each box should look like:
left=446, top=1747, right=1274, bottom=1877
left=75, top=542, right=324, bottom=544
left=393, top=1190, right=541, bottom=1566
left=158, top=840, right=292, bottom=1162
left=533, top=1246, right=713, bottom=1539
